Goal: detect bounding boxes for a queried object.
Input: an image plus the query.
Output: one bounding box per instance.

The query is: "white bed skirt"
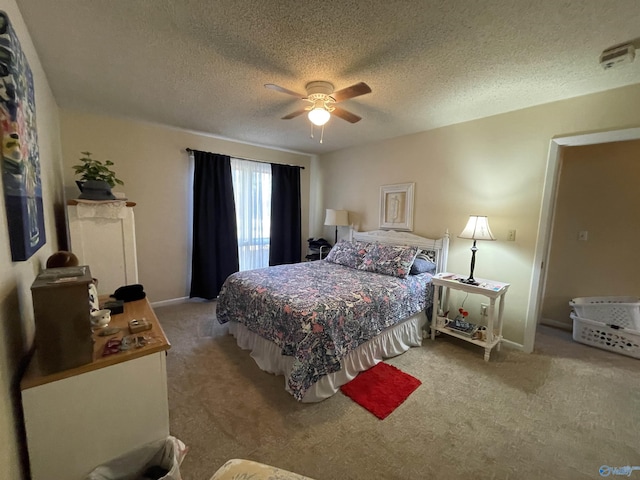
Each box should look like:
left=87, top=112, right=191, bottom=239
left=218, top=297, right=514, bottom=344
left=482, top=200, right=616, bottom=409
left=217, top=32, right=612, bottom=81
left=228, top=310, right=427, bottom=402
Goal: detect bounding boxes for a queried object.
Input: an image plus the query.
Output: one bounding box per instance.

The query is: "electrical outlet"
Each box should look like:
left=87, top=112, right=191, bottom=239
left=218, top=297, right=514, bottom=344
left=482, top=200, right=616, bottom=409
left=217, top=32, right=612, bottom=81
left=507, top=229, right=516, bottom=241
left=480, top=303, right=488, bottom=317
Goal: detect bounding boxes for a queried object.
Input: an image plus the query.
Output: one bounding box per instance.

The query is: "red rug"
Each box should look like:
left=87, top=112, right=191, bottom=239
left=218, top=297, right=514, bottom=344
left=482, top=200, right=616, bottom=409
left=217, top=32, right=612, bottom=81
left=340, top=362, right=421, bottom=419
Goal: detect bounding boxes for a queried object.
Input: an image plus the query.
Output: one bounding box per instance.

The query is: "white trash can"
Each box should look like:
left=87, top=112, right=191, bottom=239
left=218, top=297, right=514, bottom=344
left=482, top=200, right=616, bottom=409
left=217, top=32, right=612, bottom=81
left=85, top=436, right=187, bottom=480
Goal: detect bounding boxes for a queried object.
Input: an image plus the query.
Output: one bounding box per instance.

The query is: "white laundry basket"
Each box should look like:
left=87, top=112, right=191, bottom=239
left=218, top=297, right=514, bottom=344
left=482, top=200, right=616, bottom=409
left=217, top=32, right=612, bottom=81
left=569, top=296, right=640, bottom=329
left=571, top=313, right=640, bottom=359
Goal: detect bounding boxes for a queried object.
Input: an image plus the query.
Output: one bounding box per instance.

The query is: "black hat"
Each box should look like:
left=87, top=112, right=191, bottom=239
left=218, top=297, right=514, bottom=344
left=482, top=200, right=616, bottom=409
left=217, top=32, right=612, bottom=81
left=112, top=284, right=146, bottom=302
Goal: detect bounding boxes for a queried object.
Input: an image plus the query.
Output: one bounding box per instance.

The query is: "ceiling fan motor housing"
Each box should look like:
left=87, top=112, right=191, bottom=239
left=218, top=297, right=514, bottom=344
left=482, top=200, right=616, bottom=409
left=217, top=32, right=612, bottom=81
left=305, top=81, right=334, bottom=97
left=305, top=81, right=336, bottom=114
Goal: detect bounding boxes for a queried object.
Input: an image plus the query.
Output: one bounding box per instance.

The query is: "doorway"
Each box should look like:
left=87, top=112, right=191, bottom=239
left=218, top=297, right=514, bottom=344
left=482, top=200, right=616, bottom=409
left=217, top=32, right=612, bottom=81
left=524, top=127, right=640, bottom=353
left=540, top=140, right=640, bottom=329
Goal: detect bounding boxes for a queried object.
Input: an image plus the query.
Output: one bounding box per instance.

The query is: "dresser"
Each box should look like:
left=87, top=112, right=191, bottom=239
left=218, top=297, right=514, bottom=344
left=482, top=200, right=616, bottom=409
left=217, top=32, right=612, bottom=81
left=21, top=298, right=171, bottom=480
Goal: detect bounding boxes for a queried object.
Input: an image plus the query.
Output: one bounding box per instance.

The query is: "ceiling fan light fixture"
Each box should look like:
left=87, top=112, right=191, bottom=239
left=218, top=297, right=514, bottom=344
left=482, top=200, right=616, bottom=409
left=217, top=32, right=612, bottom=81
left=266, top=80, right=371, bottom=131
left=308, top=106, right=330, bottom=126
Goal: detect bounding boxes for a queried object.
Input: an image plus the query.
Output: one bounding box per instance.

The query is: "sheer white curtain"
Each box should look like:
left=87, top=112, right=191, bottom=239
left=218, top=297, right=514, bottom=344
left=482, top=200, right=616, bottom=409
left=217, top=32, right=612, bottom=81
left=231, top=158, right=271, bottom=271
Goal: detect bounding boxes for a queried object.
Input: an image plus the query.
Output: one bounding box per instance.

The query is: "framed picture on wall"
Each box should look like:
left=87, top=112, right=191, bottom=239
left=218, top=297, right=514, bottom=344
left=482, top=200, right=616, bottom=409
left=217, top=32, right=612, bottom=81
left=379, top=182, right=414, bottom=231
left=0, top=12, right=45, bottom=261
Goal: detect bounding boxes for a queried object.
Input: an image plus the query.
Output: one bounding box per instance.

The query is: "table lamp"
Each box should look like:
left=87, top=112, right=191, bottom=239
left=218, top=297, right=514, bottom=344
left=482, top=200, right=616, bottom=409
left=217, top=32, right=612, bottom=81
left=324, top=209, right=349, bottom=244
left=458, top=215, right=495, bottom=285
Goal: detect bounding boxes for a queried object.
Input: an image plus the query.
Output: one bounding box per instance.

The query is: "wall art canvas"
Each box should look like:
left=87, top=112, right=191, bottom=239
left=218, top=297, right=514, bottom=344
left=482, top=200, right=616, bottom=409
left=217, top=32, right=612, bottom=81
left=0, top=11, right=45, bottom=261
left=379, top=182, right=414, bottom=231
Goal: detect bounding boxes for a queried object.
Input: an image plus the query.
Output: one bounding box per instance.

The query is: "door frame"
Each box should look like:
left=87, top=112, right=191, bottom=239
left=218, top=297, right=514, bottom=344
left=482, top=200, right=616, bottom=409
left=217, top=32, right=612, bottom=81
left=524, top=127, right=640, bottom=353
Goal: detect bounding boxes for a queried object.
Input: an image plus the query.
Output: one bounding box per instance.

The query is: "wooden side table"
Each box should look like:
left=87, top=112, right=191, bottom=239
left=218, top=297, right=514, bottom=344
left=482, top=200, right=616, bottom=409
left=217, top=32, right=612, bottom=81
left=430, top=272, right=510, bottom=361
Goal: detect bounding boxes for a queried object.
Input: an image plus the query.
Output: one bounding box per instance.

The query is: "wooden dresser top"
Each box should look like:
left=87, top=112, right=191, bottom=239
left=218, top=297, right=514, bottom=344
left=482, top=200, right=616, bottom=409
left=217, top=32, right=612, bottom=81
left=21, top=297, right=170, bottom=390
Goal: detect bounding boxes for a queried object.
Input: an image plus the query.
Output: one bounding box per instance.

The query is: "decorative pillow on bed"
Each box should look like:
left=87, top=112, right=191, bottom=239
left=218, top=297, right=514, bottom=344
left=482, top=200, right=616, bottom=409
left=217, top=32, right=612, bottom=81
left=416, top=249, right=437, bottom=263
left=410, top=257, right=437, bottom=275
left=324, top=240, right=369, bottom=269
left=357, top=243, right=419, bottom=279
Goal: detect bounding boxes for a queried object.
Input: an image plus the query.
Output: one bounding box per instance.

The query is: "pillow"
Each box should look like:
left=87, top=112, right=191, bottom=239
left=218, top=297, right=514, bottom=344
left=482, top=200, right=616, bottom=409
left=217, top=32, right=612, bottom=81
left=324, top=240, right=369, bottom=269
left=410, top=250, right=438, bottom=275
left=410, top=257, right=437, bottom=275
left=416, top=249, right=437, bottom=263
left=357, top=243, right=419, bottom=279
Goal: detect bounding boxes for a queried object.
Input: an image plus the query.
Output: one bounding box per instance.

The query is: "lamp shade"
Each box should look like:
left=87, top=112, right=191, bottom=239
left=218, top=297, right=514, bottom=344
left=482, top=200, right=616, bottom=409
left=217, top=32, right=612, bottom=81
left=458, top=215, right=496, bottom=241
left=308, top=107, right=331, bottom=126
left=324, top=209, right=349, bottom=226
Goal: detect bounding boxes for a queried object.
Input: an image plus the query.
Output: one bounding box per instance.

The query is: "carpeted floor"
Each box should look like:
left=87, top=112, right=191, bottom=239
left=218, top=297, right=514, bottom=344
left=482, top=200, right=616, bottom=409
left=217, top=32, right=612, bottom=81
left=156, top=300, right=640, bottom=480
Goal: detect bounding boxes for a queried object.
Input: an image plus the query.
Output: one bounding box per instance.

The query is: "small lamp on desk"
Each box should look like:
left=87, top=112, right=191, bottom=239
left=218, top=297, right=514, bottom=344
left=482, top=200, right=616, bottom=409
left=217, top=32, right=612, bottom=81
left=324, top=209, right=349, bottom=244
left=458, top=215, right=495, bottom=285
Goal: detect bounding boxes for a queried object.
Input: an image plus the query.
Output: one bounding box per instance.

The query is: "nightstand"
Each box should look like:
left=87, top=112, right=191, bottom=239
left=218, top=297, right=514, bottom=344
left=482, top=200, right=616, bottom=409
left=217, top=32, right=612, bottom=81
left=430, top=272, right=510, bottom=361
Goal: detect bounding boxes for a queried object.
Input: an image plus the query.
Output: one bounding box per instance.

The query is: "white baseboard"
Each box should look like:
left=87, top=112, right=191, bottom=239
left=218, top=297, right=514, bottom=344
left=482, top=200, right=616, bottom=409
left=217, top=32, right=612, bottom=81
left=150, top=297, right=190, bottom=308
left=540, top=317, right=572, bottom=331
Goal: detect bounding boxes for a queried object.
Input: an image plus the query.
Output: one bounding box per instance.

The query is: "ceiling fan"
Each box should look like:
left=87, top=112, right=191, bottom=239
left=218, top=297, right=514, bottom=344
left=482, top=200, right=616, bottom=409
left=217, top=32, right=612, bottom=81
left=264, top=81, right=372, bottom=126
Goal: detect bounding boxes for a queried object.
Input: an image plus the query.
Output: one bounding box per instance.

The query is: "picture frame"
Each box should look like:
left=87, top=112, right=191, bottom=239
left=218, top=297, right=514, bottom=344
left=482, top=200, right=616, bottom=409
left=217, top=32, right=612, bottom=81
left=379, top=182, right=414, bottom=231
left=0, top=12, right=45, bottom=261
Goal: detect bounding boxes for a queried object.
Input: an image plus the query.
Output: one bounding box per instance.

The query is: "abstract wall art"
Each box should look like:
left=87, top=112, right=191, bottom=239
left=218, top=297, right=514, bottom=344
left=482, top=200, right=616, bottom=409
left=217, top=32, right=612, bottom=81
left=0, top=11, right=45, bottom=261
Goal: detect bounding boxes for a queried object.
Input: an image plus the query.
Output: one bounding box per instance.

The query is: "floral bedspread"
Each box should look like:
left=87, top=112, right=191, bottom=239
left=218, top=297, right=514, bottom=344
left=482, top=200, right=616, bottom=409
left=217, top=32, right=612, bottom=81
left=217, top=260, right=434, bottom=400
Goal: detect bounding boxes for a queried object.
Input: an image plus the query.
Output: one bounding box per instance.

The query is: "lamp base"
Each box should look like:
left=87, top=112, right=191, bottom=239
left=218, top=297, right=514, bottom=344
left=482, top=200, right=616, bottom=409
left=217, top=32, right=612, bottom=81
left=459, top=277, right=479, bottom=286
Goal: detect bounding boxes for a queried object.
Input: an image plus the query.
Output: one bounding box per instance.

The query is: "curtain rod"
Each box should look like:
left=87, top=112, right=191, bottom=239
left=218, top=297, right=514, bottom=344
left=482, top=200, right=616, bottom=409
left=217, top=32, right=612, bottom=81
left=185, top=148, right=305, bottom=170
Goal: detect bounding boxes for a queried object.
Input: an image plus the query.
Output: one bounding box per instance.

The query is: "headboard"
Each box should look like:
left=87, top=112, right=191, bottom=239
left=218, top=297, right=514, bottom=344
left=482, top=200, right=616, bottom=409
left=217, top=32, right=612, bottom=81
left=351, top=229, right=449, bottom=274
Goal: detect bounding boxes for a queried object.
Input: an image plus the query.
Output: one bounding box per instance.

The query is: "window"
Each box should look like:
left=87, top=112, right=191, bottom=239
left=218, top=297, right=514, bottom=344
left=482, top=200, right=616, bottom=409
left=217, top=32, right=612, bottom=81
left=230, top=158, right=271, bottom=271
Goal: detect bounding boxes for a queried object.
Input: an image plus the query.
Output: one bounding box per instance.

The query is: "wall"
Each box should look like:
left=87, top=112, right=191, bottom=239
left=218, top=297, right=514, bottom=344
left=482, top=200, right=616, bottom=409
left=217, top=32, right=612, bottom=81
left=59, top=111, right=313, bottom=302
left=542, top=139, right=640, bottom=327
left=0, top=1, right=64, bottom=478
left=318, top=83, right=640, bottom=347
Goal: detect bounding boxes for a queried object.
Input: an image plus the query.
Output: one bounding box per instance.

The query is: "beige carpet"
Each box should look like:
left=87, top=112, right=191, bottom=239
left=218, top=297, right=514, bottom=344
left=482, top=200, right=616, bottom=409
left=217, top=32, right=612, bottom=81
left=156, top=301, right=640, bottom=480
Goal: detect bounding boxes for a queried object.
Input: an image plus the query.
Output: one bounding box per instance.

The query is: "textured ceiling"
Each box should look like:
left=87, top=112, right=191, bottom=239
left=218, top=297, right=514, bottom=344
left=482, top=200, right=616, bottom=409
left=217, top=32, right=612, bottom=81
left=15, top=0, right=640, bottom=155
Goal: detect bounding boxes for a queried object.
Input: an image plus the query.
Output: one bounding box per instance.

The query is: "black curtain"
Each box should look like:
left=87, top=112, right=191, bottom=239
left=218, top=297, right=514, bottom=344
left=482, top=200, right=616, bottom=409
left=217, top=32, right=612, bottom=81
left=189, top=151, right=239, bottom=299
left=269, top=164, right=301, bottom=266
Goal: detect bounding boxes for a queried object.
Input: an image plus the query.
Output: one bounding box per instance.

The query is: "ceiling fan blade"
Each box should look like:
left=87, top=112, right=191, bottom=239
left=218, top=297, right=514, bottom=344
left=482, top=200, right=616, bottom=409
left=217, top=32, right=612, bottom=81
left=331, top=82, right=372, bottom=103
left=331, top=106, right=362, bottom=123
left=265, top=83, right=306, bottom=98
left=281, top=108, right=307, bottom=120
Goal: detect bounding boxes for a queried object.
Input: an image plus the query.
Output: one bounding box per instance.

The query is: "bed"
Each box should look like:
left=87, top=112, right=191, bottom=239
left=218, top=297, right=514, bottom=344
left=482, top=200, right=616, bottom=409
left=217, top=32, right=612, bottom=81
left=216, top=229, right=449, bottom=402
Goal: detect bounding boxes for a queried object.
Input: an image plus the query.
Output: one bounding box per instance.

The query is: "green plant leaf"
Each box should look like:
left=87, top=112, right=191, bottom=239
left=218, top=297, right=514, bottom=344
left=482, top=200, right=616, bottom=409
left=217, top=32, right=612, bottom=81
left=72, top=151, right=124, bottom=187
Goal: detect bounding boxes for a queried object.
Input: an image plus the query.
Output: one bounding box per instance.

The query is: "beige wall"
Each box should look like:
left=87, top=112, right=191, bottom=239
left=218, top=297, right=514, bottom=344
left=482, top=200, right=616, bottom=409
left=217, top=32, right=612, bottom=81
left=0, top=1, right=64, bottom=478
left=318, top=83, right=640, bottom=346
left=542, top=140, right=640, bottom=327
left=59, top=111, right=313, bottom=302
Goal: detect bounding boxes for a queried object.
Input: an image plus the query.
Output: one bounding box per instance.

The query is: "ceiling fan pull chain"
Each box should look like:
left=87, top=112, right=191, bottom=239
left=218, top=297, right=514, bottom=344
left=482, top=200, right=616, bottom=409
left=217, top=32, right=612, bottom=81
left=320, top=124, right=325, bottom=144
left=310, top=123, right=314, bottom=139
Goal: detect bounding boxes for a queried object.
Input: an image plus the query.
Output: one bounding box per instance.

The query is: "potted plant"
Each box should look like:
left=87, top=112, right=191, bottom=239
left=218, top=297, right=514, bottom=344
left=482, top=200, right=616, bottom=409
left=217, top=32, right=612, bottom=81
left=73, top=151, right=124, bottom=200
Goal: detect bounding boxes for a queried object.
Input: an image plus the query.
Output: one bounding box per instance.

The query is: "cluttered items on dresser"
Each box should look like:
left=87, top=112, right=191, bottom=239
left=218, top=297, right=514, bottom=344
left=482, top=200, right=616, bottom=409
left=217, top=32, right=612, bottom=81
left=112, top=283, right=146, bottom=302
left=129, top=317, right=152, bottom=333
